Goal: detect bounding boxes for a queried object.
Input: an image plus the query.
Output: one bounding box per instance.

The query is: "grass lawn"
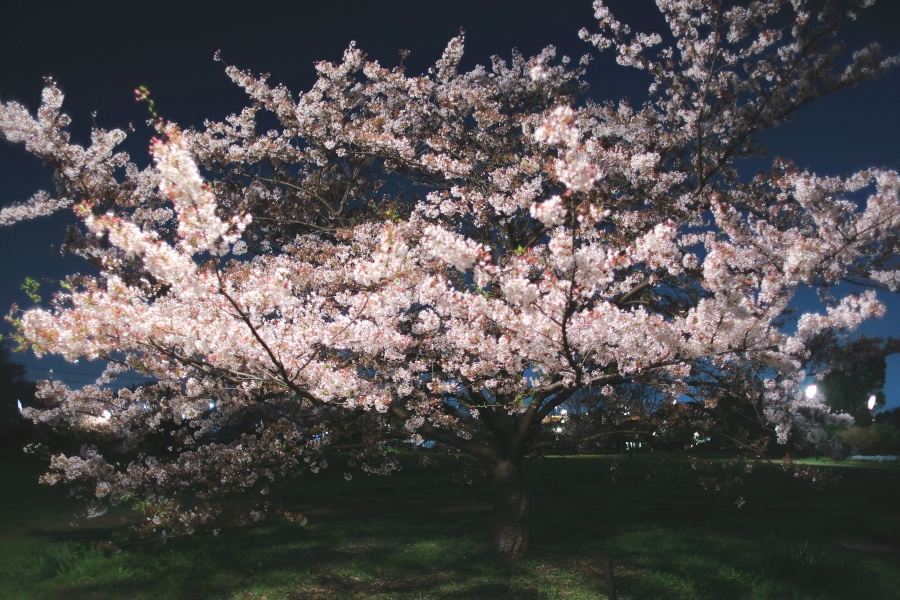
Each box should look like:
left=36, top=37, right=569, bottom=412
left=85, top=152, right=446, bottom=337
left=0, top=450, right=897, bottom=599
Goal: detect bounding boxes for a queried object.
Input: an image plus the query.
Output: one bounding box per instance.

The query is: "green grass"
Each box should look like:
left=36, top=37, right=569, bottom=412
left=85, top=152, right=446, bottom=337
left=1, top=451, right=898, bottom=599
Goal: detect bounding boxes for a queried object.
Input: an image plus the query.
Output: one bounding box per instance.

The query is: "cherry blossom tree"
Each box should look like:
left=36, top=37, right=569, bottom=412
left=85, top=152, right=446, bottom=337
left=1, top=0, right=899, bottom=558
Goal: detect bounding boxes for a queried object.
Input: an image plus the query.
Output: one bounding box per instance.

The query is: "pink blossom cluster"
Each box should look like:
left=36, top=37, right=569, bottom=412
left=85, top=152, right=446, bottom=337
left=1, top=0, right=898, bottom=536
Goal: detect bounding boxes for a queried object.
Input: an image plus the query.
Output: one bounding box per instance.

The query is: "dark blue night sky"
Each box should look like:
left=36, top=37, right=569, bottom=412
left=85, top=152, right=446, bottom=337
left=1, top=0, right=899, bottom=406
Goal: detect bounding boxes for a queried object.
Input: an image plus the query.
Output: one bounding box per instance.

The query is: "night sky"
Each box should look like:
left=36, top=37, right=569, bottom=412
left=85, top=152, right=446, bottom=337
left=1, top=0, right=898, bottom=408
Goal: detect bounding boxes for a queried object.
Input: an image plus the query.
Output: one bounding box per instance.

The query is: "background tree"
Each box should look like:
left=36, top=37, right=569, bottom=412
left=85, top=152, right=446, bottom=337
left=1, top=0, right=899, bottom=558
left=0, top=343, right=36, bottom=451
left=820, top=356, right=887, bottom=423
left=875, top=406, right=900, bottom=428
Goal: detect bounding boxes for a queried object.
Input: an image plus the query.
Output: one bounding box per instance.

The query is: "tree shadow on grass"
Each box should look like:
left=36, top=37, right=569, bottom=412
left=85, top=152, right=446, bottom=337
left=15, top=493, right=556, bottom=600
left=6, top=455, right=900, bottom=599
left=600, top=527, right=900, bottom=600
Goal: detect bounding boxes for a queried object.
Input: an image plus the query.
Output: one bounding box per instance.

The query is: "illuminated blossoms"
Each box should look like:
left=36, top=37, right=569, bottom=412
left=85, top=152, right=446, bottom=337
left=1, top=0, right=898, bottom=557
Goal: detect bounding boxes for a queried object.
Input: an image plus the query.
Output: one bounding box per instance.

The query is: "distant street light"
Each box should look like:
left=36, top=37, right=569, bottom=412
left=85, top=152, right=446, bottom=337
left=868, top=395, right=877, bottom=411
left=805, top=384, right=818, bottom=399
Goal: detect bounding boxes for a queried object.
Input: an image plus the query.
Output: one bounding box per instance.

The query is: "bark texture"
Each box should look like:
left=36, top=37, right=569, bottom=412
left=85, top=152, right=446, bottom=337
left=492, top=458, right=529, bottom=559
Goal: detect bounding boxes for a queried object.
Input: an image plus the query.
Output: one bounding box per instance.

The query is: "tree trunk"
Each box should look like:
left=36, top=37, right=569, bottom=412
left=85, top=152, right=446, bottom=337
left=604, top=554, right=617, bottom=600
left=492, top=458, right=528, bottom=559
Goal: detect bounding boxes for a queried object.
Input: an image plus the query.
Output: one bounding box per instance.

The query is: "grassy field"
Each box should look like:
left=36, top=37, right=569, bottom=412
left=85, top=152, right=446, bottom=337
left=0, top=451, right=898, bottom=600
